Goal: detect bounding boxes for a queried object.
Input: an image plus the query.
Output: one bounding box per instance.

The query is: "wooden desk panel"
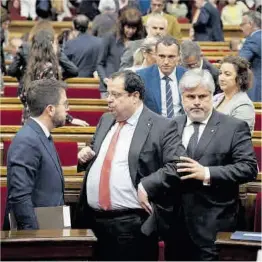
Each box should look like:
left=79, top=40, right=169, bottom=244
left=216, top=232, right=261, bottom=261
left=1, top=229, right=97, bottom=261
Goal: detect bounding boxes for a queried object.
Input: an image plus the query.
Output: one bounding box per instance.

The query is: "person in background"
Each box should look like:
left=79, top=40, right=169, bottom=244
left=57, top=29, right=78, bottom=51
left=51, top=0, right=72, bottom=21
left=22, top=29, right=87, bottom=127
left=165, top=69, right=257, bottom=261
left=192, top=0, right=224, bottom=41
left=97, top=6, right=144, bottom=98
left=180, top=40, right=221, bottom=94
left=221, top=0, right=249, bottom=25
left=91, top=1, right=118, bottom=38
left=3, top=79, right=68, bottom=230
left=214, top=56, right=255, bottom=131
left=166, top=0, right=188, bottom=18
left=143, top=0, right=182, bottom=39
left=239, top=10, right=261, bottom=102
left=8, top=21, right=78, bottom=96
left=1, top=7, right=10, bottom=75
left=137, top=36, right=187, bottom=118
left=126, top=37, right=158, bottom=71
left=20, top=0, right=37, bottom=20
left=64, top=14, right=101, bottom=77
left=120, top=13, right=168, bottom=70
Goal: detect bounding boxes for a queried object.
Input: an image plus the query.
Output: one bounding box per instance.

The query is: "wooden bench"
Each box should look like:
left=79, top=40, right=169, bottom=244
left=0, top=97, right=108, bottom=106
left=215, top=232, right=261, bottom=261
left=8, top=21, right=244, bottom=41
left=1, top=229, right=97, bottom=261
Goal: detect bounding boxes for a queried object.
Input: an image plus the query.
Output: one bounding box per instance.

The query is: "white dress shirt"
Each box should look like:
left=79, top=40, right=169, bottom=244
left=182, top=112, right=213, bottom=185
left=158, top=68, right=181, bottom=117
left=31, top=117, right=50, bottom=138
left=86, top=104, right=144, bottom=210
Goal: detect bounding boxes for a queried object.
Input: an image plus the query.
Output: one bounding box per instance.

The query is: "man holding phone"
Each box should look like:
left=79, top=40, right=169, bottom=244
left=165, top=69, right=258, bottom=261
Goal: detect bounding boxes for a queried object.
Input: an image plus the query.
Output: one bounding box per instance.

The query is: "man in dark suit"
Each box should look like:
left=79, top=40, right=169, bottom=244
left=239, top=11, right=261, bottom=102
left=193, top=0, right=224, bottom=41
left=74, top=70, right=185, bottom=261
left=3, top=79, right=69, bottom=230
left=164, top=69, right=258, bottom=261
left=180, top=40, right=221, bottom=94
left=64, top=15, right=101, bottom=77
left=137, top=36, right=187, bottom=118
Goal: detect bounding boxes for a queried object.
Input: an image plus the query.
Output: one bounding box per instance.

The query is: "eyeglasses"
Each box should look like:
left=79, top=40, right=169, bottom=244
left=240, top=21, right=249, bottom=27
left=56, top=101, right=69, bottom=109
left=105, top=91, right=129, bottom=99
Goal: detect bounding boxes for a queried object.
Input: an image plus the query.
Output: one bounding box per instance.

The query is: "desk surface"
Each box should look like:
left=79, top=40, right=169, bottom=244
left=1, top=229, right=97, bottom=242
left=216, top=232, right=261, bottom=247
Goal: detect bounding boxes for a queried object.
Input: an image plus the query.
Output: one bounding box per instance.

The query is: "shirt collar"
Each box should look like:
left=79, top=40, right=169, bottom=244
left=185, top=109, right=213, bottom=127
left=31, top=117, right=50, bottom=138
left=126, top=103, right=144, bottom=126
left=250, top=29, right=262, bottom=37
left=158, top=67, right=177, bottom=82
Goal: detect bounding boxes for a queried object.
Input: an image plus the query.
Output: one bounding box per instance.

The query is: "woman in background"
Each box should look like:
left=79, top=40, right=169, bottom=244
left=21, top=29, right=87, bottom=126
left=214, top=56, right=255, bottom=131
left=97, top=6, right=145, bottom=98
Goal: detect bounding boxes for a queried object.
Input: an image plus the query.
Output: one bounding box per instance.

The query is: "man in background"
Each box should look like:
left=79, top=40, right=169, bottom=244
left=64, top=14, right=101, bottom=77
left=239, top=10, right=261, bottom=102
left=120, top=13, right=168, bottom=70
left=180, top=40, right=221, bottom=94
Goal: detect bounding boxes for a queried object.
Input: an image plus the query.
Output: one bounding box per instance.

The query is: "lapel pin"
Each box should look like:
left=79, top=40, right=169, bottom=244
left=211, top=129, right=214, bottom=132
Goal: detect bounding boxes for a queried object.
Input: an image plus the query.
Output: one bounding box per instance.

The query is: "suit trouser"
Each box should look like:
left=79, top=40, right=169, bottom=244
left=164, top=213, right=218, bottom=261
left=91, top=208, right=159, bottom=261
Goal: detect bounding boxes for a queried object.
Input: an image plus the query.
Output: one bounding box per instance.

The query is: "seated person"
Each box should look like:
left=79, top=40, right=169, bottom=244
left=214, top=56, right=255, bottom=131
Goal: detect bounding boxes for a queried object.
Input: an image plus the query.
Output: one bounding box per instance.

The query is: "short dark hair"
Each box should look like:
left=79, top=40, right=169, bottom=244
left=26, top=79, right=67, bottom=117
left=110, top=70, right=145, bottom=100
left=73, top=15, right=89, bottom=33
left=220, top=56, right=250, bottom=92
left=155, top=35, right=180, bottom=52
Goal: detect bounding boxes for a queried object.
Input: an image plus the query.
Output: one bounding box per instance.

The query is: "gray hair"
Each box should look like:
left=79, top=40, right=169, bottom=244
left=180, top=40, right=202, bottom=62
left=179, top=69, right=215, bottom=94
left=146, top=13, right=168, bottom=28
left=243, top=11, right=261, bottom=29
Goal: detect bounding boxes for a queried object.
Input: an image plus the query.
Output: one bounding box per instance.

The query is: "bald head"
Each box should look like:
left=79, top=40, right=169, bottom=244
left=146, top=14, right=168, bottom=37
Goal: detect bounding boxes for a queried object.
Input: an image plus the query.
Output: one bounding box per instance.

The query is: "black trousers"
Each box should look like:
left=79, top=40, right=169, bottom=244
left=91, top=209, right=159, bottom=261
left=164, top=215, right=218, bottom=261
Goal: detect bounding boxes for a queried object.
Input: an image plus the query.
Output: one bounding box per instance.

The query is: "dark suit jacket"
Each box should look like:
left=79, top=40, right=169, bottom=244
left=74, top=106, right=186, bottom=237
left=239, top=30, right=261, bottom=102
left=136, top=64, right=187, bottom=115
left=174, top=110, right=257, bottom=248
left=202, top=58, right=221, bottom=94
left=3, top=119, right=64, bottom=230
left=64, top=33, right=101, bottom=77
left=193, top=2, right=224, bottom=41
left=96, top=33, right=125, bottom=92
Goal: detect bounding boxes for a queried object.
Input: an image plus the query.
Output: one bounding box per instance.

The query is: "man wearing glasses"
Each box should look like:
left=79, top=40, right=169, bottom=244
left=137, top=36, right=187, bottom=118
left=75, top=70, right=185, bottom=261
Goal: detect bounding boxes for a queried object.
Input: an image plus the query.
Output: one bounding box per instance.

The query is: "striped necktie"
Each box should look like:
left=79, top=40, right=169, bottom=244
left=163, top=76, right=174, bottom=118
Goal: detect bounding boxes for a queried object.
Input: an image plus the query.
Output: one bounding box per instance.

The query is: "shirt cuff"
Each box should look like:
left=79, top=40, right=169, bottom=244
left=138, top=183, right=147, bottom=195
left=203, top=167, right=211, bottom=186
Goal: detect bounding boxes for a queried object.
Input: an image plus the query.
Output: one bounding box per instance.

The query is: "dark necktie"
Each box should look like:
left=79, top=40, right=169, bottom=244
left=48, top=135, right=60, bottom=164
left=163, top=76, right=174, bottom=118
left=187, top=122, right=201, bottom=158
left=99, top=121, right=126, bottom=210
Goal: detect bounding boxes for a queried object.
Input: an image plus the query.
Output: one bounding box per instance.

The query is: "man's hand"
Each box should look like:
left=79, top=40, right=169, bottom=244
left=137, top=183, right=153, bottom=214
left=78, top=146, right=95, bottom=164
left=71, top=118, right=89, bottom=127
left=177, top=156, right=205, bottom=181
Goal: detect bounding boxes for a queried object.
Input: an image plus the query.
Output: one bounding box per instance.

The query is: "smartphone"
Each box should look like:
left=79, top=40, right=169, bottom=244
left=174, top=156, right=190, bottom=177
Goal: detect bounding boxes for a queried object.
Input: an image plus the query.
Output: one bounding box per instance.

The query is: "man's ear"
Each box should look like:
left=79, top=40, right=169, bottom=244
left=46, top=104, right=55, bottom=117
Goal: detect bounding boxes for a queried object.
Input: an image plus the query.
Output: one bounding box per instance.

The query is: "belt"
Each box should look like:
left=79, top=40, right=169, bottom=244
left=92, top=208, right=147, bottom=219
